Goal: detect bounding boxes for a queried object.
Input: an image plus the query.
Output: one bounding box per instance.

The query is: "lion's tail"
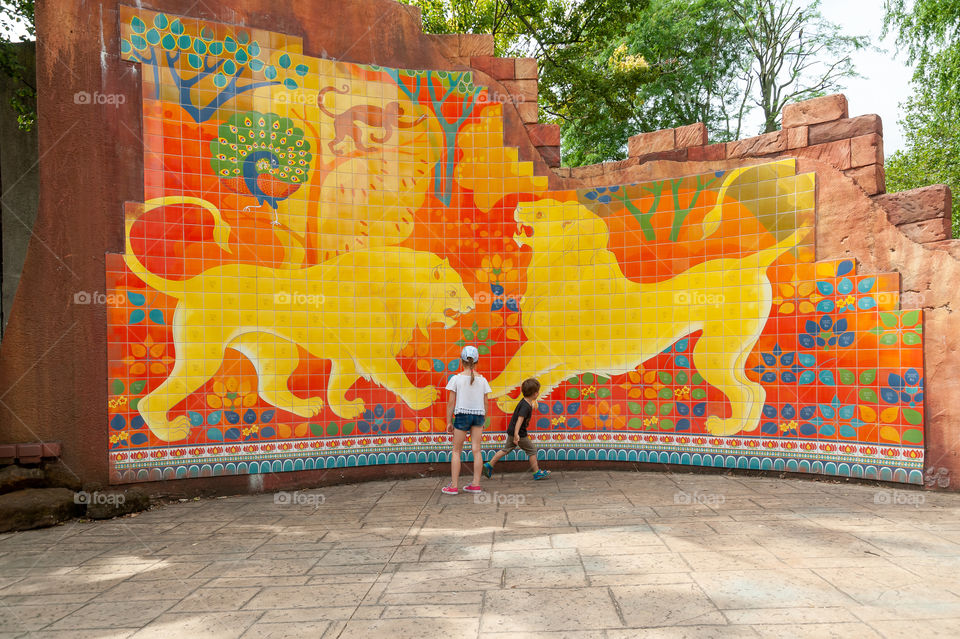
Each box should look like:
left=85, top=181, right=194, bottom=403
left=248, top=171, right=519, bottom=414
left=749, top=226, right=812, bottom=270
left=124, top=196, right=233, bottom=297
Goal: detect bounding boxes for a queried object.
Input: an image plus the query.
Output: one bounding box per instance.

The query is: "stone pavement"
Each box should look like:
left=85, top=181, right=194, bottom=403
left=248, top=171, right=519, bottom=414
left=2, top=470, right=960, bottom=638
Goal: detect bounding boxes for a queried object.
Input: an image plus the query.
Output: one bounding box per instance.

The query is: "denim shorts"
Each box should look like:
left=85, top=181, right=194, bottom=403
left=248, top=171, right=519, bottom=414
left=453, top=413, right=485, bottom=431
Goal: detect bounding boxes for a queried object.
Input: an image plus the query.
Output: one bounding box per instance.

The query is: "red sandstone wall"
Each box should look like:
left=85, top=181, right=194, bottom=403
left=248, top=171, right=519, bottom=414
left=2, top=0, right=954, bottom=491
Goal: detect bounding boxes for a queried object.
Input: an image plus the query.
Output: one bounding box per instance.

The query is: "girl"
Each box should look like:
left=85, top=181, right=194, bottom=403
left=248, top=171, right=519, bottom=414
left=442, top=345, right=492, bottom=494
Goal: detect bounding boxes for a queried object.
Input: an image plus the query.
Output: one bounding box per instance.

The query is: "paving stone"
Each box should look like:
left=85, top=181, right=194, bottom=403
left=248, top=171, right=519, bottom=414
left=129, top=611, right=262, bottom=638
left=692, top=569, right=852, bottom=609
left=482, top=587, right=623, bottom=632
left=612, top=583, right=726, bottom=627
left=340, top=617, right=479, bottom=638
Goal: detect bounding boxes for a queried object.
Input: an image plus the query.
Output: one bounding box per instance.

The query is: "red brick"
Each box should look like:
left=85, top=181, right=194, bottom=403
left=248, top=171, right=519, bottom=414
left=786, top=126, right=808, bottom=150
left=515, top=58, right=538, bottom=79
left=470, top=56, right=515, bottom=80
left=844, top=164, right=886, bottom=196
left=0, top=444, right=15, bottom=460
left=782, top=94, right=848, bottom=127
left=791, top=139, right=852, bottom=171
left=726, top=130, right=785, bottom=158
left=873, top=184, right=952, bottom=226
left=459, top=34, right=494, bottom=57
left=628, top=129, right=675, bottom=156
left=851, top=133, right=884, bottom=168
left=808, top=114, right=882, bottom=145
left=537, top=145, right=561, bottom=167
left=41, top=442, right=61, bottom=458
left=687, top=143, right=727, bottom=162
left=674, top=123, right=707, bottom=148
left=17, top=443, right=42, bottom=463
left=526, top=123, right=560, bottom=147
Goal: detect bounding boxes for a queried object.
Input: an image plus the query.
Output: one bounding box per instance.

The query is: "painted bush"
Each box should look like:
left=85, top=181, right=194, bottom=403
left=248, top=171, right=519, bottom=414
left=108, top=8, right=924, bottom=484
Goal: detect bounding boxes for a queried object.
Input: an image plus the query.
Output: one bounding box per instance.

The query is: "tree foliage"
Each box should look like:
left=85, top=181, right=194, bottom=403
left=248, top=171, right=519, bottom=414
left=885, top=0, right=960, bottom=236
left=0, top=0, right=35, bottom=131
left=729, top=0, right=867, bottom=133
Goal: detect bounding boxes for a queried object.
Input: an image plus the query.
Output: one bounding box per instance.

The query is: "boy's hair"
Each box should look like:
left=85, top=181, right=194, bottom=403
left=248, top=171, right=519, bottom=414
left=521, top=378, right=540, bottom=398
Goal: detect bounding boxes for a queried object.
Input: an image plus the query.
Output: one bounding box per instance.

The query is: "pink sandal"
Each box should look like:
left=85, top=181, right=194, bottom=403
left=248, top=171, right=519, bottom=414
left=441, top=485, right=459, bottom=495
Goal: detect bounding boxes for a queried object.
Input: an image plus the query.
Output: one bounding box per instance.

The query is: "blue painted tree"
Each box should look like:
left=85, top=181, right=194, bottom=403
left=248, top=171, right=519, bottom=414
left=379, top=67, right=482, bottom=206
left=120, top=12, right=310, bottom=123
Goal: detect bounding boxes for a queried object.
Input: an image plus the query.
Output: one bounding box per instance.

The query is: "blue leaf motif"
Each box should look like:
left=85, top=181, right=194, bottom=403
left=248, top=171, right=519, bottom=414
left=857, top=277, right=876, bottom=293
left=148, top=309, right=165, bottom=325
left=260, top=410, right=275, bottom=423
left=207, top=410, right=222, bottom=426
left=817, top=281, right=834, bottom=296
left=128, top=292, right=146, bottom=306
left=129, top=309, right=146, bottom=325
left=188, top=411, right=204, bottom=426
left=207, top=428, right=224, bottom=441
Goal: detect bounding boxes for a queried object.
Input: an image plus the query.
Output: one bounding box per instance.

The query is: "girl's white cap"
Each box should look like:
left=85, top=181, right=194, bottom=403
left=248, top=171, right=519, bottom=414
left=461, top=345, right=479, bottom=362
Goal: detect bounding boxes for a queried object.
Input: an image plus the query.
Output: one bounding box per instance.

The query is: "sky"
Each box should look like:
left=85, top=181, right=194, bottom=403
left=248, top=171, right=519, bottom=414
left=817, top=0, right=915, bottom=157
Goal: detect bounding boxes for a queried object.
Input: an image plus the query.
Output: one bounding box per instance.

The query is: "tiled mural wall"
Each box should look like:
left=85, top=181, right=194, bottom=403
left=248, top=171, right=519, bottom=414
left=108, top=7, right=925, bottom=484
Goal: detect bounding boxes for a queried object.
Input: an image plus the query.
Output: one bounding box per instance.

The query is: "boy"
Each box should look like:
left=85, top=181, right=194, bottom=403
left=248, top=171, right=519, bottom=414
left=483, top=378, right=551, bottom=480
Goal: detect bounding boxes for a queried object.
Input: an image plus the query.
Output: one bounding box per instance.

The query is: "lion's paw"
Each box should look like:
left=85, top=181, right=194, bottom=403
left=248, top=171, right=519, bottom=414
left=152, top=415, right=191, bottom=442
left=705, top=416, right=744, bottom=436
left=304, top=397, right=325, bottom=417
left=406, top=386, right=438, bottom=410
left=331, top=398, right=365, bottom=419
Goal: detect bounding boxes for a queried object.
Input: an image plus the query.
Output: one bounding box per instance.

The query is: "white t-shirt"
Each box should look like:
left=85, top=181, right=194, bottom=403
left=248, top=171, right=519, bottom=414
left=445, top=372, right=492, bottom=415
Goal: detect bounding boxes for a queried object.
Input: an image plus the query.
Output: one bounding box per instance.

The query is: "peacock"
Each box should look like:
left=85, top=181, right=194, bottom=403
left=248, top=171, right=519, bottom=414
left=210, top=111, right=312, bottom=209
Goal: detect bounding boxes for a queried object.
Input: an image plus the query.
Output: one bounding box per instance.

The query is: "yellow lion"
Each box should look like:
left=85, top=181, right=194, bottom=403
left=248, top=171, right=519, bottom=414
left=489, top=183, right=812, bottom=436
left=124, top=197, right=474, bottom=442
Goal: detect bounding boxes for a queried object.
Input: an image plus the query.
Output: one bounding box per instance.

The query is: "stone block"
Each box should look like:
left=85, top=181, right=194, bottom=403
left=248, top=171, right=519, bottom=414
left=502, top=79, right=538, bottom=102
left=898, top=217, right=951, bottom=244
left=553, top=167, right=572, bottom=178
left=602, top=157, right=639, bottom=174
left=459, top=34, right=494, bottom=57
left=85, top=487, right=151, bottom=520
left=628, top=129, right=675, bottom=157
left=808, top=114, right=882, bottom=145
left=872, top=184, right=952, bottom=226
left=675, top=123, right=707, bottom=148
left=0, top=488, right=80, bottom=533
left=538, top=146, right=561, bottom=168
left=844, top=164, right=885, bottom=195
left=0, top=466, right=45, bottom=494
left=926, top=239, right=960, bottom=260
left=569, top=164, right=604, bottom=180
left=791, top=139, right=852, bottom=171
left=851, top=133, right=884, bottom=168
left=517, top=102, right=538, bottom=123
left=515, top=58, right=538, bottom=79
left=786, top=126, right=808, bottom=150
left=426, top=34, right=459, bottom=60
left=636, top=148, right=689, bottom=164
left=687, top=143, right=727, bottom=161
left=726, top=130, right=785, bottom=158
left=0, top=444, right=15, bottom=461
left=526, top=123, right=560, bottom=147
left=782, top=94, right=848, bottom=128
left=470, top=56, right=514, bottom=80
left=43, top=461, right=83, bottom=491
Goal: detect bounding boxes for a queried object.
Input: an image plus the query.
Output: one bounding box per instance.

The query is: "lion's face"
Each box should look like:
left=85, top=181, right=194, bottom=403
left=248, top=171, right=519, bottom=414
left=513, top=199, right=595, bottom=248
left=418, top=258, right=473, bottom=333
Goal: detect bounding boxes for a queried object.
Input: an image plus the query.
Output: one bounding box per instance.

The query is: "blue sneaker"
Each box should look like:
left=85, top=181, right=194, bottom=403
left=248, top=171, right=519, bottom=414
left=483, top=462, right=494, bottom=479
left=533, top=470, right=551, bottom=480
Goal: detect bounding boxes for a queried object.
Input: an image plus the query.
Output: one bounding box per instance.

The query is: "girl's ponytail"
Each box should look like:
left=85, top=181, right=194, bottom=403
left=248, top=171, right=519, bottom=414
left=470, top=364, right=476, bottom=385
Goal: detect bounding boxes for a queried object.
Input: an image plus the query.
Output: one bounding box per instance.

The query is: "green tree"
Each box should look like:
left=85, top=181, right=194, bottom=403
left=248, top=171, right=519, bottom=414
left=728, top=0, right=868, bottom=134
left=0, top=0, right=35, bottom=131
left=885, top=0, right=960, bottom=236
